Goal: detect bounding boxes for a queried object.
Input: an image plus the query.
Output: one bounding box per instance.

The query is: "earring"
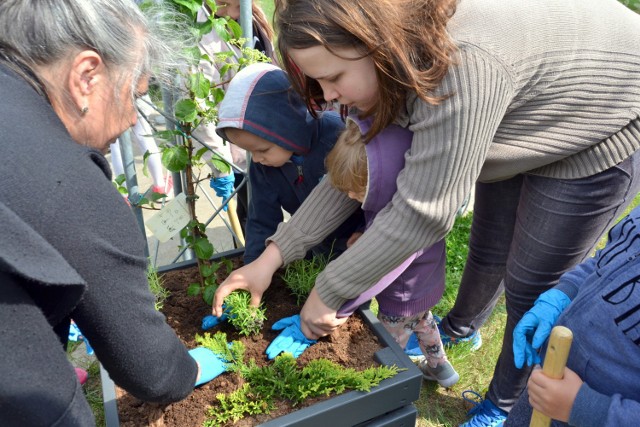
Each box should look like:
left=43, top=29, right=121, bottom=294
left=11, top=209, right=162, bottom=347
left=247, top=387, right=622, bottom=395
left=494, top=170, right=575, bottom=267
left=81, top=106, right=89, bottom=115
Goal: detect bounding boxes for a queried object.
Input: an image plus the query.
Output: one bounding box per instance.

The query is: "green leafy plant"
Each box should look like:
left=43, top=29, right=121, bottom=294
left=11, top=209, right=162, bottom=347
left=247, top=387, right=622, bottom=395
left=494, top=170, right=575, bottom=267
left=195, top=332, right=245, bottom=372
left=196, top=332, right=401, bottom=426
left=281, top=253, right=331, bottom=305
left=147, top=262, right=171, bottom=311
left=224, top=290, right=267, bottom=336
left=154, top=0, right=269, bottom=305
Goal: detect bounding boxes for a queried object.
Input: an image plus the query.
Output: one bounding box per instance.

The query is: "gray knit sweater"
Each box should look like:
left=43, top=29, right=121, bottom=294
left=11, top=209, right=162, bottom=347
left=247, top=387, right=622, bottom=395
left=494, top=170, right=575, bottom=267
left=269, top=0, right=640, bottom=310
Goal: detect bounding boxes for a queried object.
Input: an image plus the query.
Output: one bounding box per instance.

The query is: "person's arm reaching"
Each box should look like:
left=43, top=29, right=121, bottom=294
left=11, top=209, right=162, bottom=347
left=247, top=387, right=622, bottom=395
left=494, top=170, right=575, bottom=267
left=212, top=242, right=284, bottom=317
left=271, top=46, right=514, bottom=320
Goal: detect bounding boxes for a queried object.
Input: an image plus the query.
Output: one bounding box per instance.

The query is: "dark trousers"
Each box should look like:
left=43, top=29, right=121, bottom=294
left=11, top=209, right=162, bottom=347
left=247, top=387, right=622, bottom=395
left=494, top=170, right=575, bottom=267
left=440, top=150, right=640, bottom=411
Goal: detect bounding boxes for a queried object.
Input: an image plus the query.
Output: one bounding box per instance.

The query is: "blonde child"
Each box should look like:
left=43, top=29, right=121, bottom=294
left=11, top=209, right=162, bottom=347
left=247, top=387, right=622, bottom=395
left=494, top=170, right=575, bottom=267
left=324, top=116, right=458, bottom=387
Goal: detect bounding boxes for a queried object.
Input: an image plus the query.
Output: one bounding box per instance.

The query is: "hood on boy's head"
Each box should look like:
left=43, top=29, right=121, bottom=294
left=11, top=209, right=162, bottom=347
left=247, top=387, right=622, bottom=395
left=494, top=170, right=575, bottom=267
left=216, top=63, right=314, bottom=155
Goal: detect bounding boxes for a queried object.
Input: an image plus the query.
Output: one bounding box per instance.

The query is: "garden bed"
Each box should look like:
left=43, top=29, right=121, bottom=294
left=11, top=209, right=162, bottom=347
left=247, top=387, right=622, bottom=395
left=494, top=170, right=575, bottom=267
left=101, top=249, right=422, bottom=426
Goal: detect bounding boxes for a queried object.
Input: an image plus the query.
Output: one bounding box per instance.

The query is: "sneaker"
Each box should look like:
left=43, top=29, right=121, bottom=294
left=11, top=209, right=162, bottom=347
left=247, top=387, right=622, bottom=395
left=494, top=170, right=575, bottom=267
left=460, top=391, right=507, bottom=427
left=435, top=315, right=482, bottom=351
left=418, top=359, right=460, bottom=388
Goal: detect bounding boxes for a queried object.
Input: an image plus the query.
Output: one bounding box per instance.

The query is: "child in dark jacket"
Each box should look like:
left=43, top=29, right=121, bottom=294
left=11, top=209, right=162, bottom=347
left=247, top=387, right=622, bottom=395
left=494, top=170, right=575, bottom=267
left=324, top=115, right=459, bottom=387
left=215, top=63, right=362, bottom=264
left=506, top=205, right=640, bottom=426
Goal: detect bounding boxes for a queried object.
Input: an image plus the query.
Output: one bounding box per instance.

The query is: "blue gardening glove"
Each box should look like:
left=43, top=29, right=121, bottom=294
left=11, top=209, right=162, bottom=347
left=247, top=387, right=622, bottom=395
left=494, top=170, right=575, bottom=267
left=210, top=174, right=235, bottom=211
left=188, top=347, right=227, bottom=386
left=265, top=315, right=317, bottom=360
left=202, top=304, right=230, bottom=330
left=513, top=288, right=571, bottom=368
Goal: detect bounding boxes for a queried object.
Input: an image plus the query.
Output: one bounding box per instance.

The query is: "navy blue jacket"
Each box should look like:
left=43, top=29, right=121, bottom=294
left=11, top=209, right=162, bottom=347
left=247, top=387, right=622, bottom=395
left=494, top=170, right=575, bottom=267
left=216, top=63, right=363, bottom=263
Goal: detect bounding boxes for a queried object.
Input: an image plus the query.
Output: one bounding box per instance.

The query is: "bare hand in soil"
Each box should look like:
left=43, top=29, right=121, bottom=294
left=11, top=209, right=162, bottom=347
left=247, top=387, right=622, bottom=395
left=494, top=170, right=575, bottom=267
left=213, top=244, right=283, bottom=317
left=300, top=288, right=348, bottom=339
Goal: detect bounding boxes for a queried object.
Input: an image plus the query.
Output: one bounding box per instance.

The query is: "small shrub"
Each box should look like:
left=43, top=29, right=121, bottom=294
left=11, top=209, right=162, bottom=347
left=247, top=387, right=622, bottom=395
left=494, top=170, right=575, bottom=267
left=282, top=254, right=330, bottom=305
left=197, top=337, right=401, bottom=426
left=225, top=290, right=267, bottom=336
left=147, top=263, right=170, bottom=311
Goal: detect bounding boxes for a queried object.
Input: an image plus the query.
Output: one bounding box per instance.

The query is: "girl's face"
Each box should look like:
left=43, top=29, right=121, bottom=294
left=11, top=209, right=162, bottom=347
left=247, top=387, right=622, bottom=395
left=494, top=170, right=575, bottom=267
left=225, top=128, right=293, bottom=167
left=347, top=190, right=366, bottom=203
left=215, top=0, right=241, bottom=20
left=288, top=46, right=378, bottom=112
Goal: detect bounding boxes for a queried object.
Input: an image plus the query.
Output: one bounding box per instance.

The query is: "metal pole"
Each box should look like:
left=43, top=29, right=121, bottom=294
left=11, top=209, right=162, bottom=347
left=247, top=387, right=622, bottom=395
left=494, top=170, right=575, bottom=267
left=239, top=0, right=253, bottom=49
left=119, top=130, right=150, bottom=258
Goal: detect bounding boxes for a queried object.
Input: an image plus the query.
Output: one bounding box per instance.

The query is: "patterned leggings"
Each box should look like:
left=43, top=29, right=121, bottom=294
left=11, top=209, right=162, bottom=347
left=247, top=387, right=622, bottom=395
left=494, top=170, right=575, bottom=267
left=378, top=310, right=447, bottom=367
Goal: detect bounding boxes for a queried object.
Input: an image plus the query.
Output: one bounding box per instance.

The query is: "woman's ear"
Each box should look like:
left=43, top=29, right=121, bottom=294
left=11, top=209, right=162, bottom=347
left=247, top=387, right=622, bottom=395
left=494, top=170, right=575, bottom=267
left=67, top=50, right=103, bottom=114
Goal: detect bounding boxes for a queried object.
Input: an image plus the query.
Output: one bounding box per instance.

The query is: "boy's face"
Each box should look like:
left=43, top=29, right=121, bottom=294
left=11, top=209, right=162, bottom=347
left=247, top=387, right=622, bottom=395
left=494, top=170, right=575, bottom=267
left=225, top=128, right=293, bottom=167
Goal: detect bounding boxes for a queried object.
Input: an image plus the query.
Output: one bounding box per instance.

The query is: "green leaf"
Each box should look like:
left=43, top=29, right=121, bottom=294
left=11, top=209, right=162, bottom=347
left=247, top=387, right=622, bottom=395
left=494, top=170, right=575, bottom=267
left=227, top=19, right=243, bottom=39
left=171, top=0, right=201, bottom=17
left=194, top=237, right=214, bottom=259
left=189, top=72, right=211, bottom=99
left=211, top=87, right=226, bottom=104
left=161, top=145, right=189, bottom=172
left=219, top=63, right=231, bottom=79
left=115, top=174, right=126, bottom=185
left=212, top=18, right=230, bottom=42
left=203, top=284, right=216, bottom=306
left=196, top=19, right=214, bottom=37
left=174, top=99, right=198, bottom=123
left=200, top=262, right=220, bottom=277
left=187, top=282, right=201, bottom=296
left=211, top=153, right=231, bottom=174
left=194, top=146, right=210, bottom=162
left=154, top=130, right=182, bottom=143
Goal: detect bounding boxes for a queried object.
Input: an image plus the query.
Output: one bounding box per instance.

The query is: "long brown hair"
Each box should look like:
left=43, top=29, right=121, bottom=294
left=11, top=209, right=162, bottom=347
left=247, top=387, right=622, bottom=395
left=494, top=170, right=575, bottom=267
left=274, top=0, right=458, bottom=141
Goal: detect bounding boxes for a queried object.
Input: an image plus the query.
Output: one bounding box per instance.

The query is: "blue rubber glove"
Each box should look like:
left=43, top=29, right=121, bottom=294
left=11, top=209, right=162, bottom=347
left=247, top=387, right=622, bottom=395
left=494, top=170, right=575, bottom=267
left=210, top=174, right=235, bottom=211
left=265, top=315, right=317, bottom=360
left=513, top=288, right=571, bottom=368
left=202, top=304, right=230, bottom=330
left=188, top=347, right=227, bottom=386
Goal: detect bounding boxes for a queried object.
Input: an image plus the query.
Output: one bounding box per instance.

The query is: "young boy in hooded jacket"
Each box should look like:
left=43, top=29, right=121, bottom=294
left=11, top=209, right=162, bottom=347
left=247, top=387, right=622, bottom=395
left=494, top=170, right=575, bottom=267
left=215, top=63, right=363, bottom=264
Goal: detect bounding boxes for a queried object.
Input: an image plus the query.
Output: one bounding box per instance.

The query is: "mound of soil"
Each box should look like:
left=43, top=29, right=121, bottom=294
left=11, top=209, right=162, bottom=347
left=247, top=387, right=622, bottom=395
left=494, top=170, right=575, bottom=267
left=115, top=258, right=383, bottom=427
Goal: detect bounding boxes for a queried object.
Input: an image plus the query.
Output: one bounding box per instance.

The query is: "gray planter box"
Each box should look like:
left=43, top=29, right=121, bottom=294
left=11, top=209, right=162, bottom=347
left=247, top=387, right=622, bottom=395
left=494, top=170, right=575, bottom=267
left=101, top=249, right=423, bottom=426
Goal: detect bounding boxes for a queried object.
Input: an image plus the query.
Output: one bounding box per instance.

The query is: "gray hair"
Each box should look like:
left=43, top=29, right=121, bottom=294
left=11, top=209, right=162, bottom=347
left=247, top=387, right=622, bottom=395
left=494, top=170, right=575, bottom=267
left=0, top=0, right=193, bottom=101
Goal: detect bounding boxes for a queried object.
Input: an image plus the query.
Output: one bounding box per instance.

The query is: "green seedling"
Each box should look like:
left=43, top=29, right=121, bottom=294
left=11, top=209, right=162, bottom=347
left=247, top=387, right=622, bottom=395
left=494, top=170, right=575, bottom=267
left=224, top=290, right=267, bottom=336
left=281, top=253, right=330, bottom=305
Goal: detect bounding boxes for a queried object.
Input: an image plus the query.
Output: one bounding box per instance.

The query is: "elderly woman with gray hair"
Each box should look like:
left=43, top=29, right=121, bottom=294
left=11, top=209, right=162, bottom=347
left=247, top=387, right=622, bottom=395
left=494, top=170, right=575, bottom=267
left=0, top=1, right=225, bottom=425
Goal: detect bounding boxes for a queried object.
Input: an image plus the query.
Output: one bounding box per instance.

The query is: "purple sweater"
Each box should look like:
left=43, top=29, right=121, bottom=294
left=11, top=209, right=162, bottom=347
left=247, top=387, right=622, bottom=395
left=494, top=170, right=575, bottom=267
left=338, top=117, right=446, bottom=317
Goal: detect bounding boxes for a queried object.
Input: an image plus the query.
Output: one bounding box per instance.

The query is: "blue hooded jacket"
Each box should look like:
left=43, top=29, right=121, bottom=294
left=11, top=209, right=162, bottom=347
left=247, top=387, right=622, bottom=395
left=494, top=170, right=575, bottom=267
left=216, top=63, right=363, bottom=263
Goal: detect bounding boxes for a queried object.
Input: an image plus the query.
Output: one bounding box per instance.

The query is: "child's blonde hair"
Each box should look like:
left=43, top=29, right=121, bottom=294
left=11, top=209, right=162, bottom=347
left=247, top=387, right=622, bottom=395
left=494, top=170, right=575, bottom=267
left=326, top=118, right=368, bottom=195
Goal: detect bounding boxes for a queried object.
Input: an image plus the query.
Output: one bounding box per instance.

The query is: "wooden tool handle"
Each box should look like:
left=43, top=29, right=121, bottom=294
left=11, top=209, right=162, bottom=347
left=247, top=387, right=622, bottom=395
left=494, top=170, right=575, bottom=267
left=227, top=198, right=245, bottom=246
left=529, top=325, right=573, bottom=427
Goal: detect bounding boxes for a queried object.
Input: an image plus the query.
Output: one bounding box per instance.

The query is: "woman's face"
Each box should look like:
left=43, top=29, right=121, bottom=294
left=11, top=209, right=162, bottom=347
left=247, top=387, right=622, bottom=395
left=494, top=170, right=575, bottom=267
left=215, top=0, right=241, bottom=21
left=288, top=46, right=378, bottom=112
left=85, top=75, right=147, bottom=153
left=225, top=128, right=293, bottom=167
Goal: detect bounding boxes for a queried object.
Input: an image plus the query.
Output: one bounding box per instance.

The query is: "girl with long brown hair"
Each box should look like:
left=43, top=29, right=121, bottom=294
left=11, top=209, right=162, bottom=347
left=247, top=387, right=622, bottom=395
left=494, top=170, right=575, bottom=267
left=214, top=1, right=640, bottom=425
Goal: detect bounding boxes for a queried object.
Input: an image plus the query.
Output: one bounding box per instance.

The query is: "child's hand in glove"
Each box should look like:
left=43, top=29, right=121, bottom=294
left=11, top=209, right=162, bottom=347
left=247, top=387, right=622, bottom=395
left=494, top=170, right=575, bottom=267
left=265, top=315, right=317, bottom=359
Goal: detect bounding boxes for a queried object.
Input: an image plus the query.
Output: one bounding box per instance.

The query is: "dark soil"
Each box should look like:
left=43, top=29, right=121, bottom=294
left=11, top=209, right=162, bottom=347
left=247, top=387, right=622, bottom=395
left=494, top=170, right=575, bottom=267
left=115, top=257, right=383, bottom=426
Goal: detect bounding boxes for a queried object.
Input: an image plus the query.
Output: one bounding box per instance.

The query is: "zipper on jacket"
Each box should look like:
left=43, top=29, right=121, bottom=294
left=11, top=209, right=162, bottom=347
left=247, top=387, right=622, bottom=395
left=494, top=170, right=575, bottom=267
left=296, top=164, right=304, bottom=184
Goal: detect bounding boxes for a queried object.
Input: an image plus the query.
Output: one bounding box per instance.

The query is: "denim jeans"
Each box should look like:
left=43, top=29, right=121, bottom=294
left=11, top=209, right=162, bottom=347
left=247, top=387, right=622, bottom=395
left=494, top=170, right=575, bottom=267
left=440, top=150, right=640, bottom=411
